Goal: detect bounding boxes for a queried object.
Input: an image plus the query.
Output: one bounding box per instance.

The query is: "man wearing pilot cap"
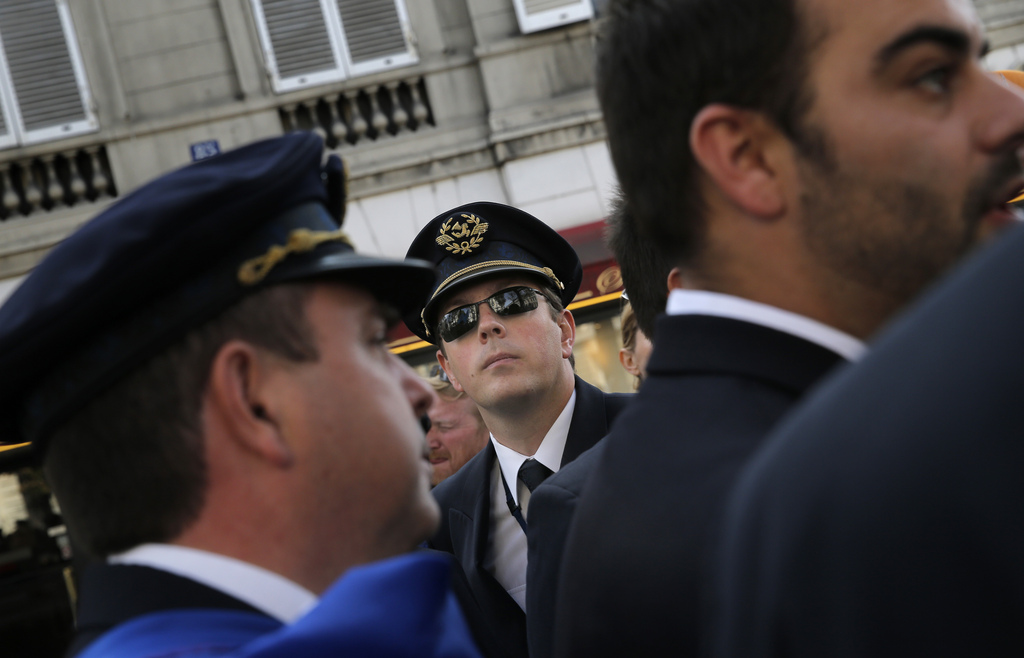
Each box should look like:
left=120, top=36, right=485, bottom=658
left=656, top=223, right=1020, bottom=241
left=0, top=132, right=481, bottom=657
left=404, top=202, right=631, bottom=657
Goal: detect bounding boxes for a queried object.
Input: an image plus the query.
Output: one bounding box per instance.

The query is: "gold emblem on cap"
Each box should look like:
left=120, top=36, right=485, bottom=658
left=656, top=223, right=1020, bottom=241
left=436, top=213, right=488, bottom=256
left=238, top=228, right=353, bottom=286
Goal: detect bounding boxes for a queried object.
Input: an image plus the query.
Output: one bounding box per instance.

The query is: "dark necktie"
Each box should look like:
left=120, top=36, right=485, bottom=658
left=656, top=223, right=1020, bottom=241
left=518, top=459, right=553, bottom=493
left=517, top=459, right=553, bottom=522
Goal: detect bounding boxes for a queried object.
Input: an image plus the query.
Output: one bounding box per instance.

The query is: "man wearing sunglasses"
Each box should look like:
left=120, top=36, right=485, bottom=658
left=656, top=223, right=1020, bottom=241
left=404, top=202, right=632, bottom=658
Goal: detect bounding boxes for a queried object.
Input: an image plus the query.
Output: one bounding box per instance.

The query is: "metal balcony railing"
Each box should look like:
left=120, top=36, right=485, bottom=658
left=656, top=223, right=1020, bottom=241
left=278, top=76, right=435, bottom=148
left=0, top=146, right=116, bottom=221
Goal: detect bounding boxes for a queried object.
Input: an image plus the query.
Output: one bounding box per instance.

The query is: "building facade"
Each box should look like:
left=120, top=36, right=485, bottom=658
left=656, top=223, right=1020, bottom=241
left=0, top=0, right=1021, bottom=371
left=0, top=0, right=616, bottom=297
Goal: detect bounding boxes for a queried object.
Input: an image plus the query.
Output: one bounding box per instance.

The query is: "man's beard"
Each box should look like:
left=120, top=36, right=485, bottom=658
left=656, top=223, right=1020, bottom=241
left=794, top=123, right=1022, bottom=308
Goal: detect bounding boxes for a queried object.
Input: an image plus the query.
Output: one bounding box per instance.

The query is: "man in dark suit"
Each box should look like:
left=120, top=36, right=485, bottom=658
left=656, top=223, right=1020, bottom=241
left=524, top=193, right=672, bottom=658
left=0, top=133, right=480, bottom=657
left=553, top=0, right=1024, bottom=656
left=713, top=222, right=1024, bottom=657
left=404, top=203, right=631, bottom=658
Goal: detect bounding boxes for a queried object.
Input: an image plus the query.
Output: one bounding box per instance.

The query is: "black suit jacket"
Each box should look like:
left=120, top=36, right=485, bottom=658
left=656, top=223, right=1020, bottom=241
left=66, top=562, right=265, bottom=657
left=713, top=225, right=1024, bottom=657
left=429, top=376, right=630, bottom=658
left=524, top=439, right=606, bottom=658
left=552, top=314, right=846, bottom=658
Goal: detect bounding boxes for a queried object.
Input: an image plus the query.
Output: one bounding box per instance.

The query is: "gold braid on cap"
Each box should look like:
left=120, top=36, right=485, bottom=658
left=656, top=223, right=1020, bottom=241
left=238, top=228, right=353, bottom=285
left=420, top=260, right=564, bottom=335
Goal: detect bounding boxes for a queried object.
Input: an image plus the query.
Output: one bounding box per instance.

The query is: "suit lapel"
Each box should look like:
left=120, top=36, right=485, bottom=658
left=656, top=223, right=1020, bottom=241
left=445, top=442, right=528, bottom=656
left=444, top=441, right=513, bottom=610
left=444, top=441, right=497, bottom=575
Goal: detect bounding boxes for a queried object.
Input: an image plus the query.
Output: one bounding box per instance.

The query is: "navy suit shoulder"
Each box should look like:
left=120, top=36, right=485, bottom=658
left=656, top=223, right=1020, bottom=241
left=428, top=376, right=630, bottom=658
left=714, top=225, right=1024, bottom=658
left=67, top=562, right=265, bottom=657
left=553, top=314, right=845, bottom=658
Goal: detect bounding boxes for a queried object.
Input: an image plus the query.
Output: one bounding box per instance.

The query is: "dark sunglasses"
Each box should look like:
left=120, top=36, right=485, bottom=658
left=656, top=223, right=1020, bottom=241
left=436, top=286, right=547, bottom=343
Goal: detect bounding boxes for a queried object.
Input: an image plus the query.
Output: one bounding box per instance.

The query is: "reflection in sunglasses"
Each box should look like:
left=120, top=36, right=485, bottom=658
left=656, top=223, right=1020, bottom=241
left=437, top=286, right=547, bottom=343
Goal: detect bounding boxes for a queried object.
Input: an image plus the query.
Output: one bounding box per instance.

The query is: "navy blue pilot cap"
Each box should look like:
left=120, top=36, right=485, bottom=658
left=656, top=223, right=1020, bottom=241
left=404, top=201, right=582, bottom=343
left=0, top=131, right=435, bottom=460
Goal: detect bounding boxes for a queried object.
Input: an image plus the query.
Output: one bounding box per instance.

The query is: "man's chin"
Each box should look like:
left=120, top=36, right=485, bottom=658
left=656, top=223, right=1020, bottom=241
left=429, top=461, right=452, bottom=487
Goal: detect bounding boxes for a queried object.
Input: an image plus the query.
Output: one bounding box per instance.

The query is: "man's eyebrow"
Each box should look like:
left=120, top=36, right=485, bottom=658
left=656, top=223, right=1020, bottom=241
left=443, top=281, right=514, bottom=310
left=875, top=26, right=978, bottom=70
left=442, top=295, right=472, bottom=311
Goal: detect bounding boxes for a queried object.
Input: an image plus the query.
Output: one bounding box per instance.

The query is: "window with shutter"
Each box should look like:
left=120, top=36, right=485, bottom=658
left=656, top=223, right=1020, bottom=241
left=252, top=0, right=346, bottom=92
left=252, top=0, right=417, bottom=94
left=511, top=0, right=594, bottom=34
left=0, top=0, right=96, bottom=148
left=334, top=0, right=417, bottom=77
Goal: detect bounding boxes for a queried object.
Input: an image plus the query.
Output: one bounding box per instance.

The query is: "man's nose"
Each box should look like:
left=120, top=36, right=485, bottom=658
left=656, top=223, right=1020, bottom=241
left=476, top=304, right=506, bottom=338
left=395, top=354, right=436, bottom=419
left=976, top=69, right=1024, bottom=154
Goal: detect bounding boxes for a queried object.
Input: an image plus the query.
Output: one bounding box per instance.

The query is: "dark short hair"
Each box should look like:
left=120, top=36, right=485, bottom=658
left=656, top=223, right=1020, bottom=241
left=597, top=0, right=823, bottom=266
left=44, top=283, right=319, bottom=558
left=605, top=190, right=672, bottom=337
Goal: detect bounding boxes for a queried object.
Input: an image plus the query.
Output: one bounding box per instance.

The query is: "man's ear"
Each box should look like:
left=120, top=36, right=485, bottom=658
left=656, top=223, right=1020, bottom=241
left=667, top=267, right=685, bottom=291
left=436, top=349, right=463, bottom=393
left=619, top=348, right=642, bottom=378
left=559, top=310, right=576, bottom=360
left=690, top=104, right=787, bottom=219
left=206, top=340, right=294, bottom=468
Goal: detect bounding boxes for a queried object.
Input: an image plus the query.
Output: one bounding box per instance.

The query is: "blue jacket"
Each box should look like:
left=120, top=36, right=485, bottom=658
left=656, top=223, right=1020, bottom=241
left=76, top=552, right=482, bottom=658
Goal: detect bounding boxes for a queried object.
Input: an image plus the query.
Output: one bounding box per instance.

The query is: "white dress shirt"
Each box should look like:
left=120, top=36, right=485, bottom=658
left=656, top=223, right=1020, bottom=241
left=666, top=289, right=866, bottom=361
left=484, top=388, right=577, bottom=612
left=108, top=543, right=317, bottom=623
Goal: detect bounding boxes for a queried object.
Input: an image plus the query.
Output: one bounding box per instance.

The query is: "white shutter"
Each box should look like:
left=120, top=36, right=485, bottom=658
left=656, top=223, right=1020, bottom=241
left=333, top=0, right=417, bottom=77
left=253, top=0, right=417, bottom=93
left=512, top=0, right=594, bottom=34
left=0, top=0, right=96, bottom=146
left=252, top=0, right=346, bottom=92
left=0, top=64, right=17, bottom=150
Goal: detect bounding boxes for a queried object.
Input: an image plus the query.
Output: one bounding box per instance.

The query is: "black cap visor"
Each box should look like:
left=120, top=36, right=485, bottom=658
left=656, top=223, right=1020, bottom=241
left=416, top=263, right=562, bottom=343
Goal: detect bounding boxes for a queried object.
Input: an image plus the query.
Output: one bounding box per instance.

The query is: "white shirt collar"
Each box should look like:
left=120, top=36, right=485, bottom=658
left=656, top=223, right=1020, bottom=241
left=492, top=387, right=577, bottom=506
left=108, top=544, right=317, bottom=623
left=666, top=289, right=866, bottom=362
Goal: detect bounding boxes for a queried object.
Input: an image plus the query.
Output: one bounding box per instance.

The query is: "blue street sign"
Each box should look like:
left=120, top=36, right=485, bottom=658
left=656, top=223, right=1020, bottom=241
left=190, top=140, right=221, bottom=161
